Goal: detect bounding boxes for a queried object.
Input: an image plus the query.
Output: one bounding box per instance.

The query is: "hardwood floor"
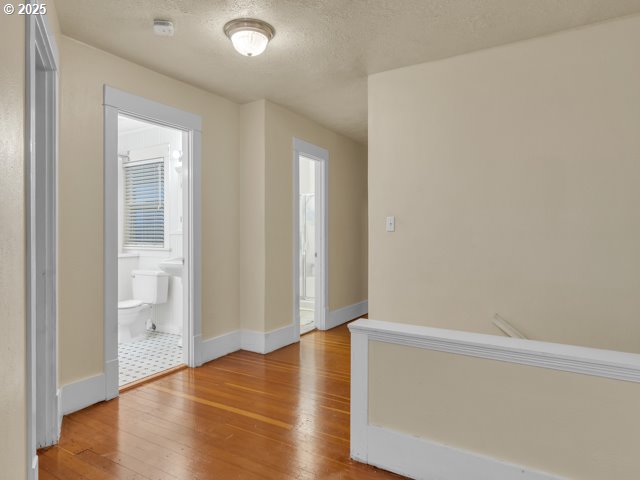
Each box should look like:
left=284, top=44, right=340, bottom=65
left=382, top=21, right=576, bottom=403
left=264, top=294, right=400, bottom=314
left=40, top=323, right=403, bottom=479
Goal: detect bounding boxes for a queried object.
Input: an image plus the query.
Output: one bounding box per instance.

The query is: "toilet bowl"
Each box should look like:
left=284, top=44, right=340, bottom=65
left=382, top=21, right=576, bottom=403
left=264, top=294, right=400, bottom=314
left=118, top=300, right=151, bottom=343
left=118, top=270, right=169, bottom=344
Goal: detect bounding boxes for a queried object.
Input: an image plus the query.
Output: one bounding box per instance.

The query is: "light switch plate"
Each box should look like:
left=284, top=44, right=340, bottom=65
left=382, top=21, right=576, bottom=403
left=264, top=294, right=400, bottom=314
left=386, top=216, right=395, bottom=232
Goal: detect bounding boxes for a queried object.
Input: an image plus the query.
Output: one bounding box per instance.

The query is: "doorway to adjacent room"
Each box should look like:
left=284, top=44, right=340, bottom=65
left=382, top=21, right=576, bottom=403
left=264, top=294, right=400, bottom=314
left=293, top=138, right=328, bottom=336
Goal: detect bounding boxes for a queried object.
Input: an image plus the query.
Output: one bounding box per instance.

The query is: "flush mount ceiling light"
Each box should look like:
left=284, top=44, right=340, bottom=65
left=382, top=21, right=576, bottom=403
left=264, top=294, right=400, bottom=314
left=224, top=18, right=275, bottom=57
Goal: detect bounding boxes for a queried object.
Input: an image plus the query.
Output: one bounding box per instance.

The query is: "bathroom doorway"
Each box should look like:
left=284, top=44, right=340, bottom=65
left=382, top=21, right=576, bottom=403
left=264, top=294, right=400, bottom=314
left=293, top=138, right=328, bottom=336
left=116, top=116, right=186, bottom=387
left=104, top=87, right=202, bottom=399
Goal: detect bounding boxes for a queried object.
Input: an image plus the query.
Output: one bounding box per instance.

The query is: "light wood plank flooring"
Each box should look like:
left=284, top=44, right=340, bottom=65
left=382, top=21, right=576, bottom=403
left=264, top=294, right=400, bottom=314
left=40, top=323, right=403, bottom=479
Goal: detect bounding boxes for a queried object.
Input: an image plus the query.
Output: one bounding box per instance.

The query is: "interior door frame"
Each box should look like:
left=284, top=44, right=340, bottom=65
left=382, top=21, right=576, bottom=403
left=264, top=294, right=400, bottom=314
left=292, top=138, right=329, bottom=338
left=103, top=86, right=203, bottom=400
left=26, top=9, right=59, bottom=479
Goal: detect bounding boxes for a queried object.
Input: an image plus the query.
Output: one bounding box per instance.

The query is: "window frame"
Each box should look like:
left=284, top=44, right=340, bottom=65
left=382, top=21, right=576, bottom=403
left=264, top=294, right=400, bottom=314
left=120, top=144, right=171, bottom=251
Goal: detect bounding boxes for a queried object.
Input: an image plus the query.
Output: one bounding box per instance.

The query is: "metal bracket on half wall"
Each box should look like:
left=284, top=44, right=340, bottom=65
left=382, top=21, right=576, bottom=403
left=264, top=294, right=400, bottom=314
left=493, top=314, right=527, bottom=339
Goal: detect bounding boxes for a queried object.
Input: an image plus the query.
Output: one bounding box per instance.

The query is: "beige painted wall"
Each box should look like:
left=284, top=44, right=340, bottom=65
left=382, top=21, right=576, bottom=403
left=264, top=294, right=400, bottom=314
left=58, top=36, right=240, bottom=385
left=45, top=0, right=61, bottom=38
left=238, top=100, right=266, bottom=332
left=237, top=100, right=368, bottom=333
left=265, top=101, right=368, bottom=331
left=0, top=13, right=27, bottom=480
left=57, top=37, right=367, bottom=385
left=368, top=14, right=640, bottom=353
left=370, top=342, right=640, bottom=479
left=366, top=14, right=640, bottom=480
left=0, top=6, right=62, bottom=476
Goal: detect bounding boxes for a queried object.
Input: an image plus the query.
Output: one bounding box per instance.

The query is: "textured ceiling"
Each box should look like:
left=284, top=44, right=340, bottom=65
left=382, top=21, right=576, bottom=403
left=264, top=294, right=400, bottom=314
left=56, top=0, right=640, bottom=144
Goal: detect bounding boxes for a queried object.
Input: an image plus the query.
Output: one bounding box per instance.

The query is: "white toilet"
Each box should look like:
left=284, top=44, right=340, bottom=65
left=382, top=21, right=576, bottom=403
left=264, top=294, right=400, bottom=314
left=118, top=270, right=169, bottom=343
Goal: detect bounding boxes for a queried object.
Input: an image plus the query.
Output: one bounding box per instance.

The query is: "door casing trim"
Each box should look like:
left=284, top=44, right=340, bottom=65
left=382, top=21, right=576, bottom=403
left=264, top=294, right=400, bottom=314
left=103, top=86, right=203, bottom=401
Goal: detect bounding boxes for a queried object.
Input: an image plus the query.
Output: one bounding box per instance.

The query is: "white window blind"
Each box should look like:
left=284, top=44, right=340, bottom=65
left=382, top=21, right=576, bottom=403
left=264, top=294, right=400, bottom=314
left=123, top=159, right=165, bottom=247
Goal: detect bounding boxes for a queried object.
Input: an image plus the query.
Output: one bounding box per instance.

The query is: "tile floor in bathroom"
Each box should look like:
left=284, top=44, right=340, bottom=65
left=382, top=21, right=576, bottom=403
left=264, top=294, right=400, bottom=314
left=118, top=331, right=183, bottom=387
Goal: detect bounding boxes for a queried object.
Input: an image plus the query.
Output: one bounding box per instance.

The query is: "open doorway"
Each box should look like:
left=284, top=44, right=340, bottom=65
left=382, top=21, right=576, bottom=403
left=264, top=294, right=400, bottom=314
left=116, top=115, right=187, bottom=387
left=294, top=139, right=328, bottom=336
left=299, top=156, right=318, bottom=334
left=104, top=87, right=203, bottom=400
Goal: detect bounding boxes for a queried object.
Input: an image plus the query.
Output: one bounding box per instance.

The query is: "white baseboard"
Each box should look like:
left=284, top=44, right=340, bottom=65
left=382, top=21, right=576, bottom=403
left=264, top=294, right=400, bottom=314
left=242, top=324, right=297, bottom=354
left=264, top=324, right=297, bottom=352
left=199, top=330, right=241, bottom=364
left=105, top=358, right=119, bottom=401
left=323, top=300, right=368, bottom=330
left=192, top=333, right=202, bottom=367
left=366, top=425, right=559, bottom=480
left=155, top=324, right=182, bottom=335
left=56, top=388, right=62, bottom=438
left=60, top=325, right=298, bottom=416
left=240, top=329, right=264, bottom=353
left=60, top=373, right=106, bottom=415
left=199, top=324, right=298, bottom=363
left=31, top=454, right=39, bottom=480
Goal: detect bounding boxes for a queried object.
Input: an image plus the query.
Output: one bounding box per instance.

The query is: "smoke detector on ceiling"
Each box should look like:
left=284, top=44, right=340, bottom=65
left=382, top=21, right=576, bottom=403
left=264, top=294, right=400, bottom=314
left=153, top=20, right=174, bottom=37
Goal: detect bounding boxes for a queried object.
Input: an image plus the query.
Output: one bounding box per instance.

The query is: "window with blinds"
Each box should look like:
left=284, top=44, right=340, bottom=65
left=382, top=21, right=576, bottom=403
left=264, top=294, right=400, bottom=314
left=123, top=159, right=165, bottom=247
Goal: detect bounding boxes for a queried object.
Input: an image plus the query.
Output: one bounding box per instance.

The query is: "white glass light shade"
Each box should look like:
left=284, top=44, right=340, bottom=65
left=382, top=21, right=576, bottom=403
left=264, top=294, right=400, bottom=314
left=230, top=30, right=269, bottom=56
left=224, top=19, right=275, bottom=57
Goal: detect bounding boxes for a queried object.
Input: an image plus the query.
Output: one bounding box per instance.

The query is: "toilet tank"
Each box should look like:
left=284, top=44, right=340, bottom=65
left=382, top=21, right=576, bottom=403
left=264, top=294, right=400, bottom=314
left=131, top=270, right=169, bottom=304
